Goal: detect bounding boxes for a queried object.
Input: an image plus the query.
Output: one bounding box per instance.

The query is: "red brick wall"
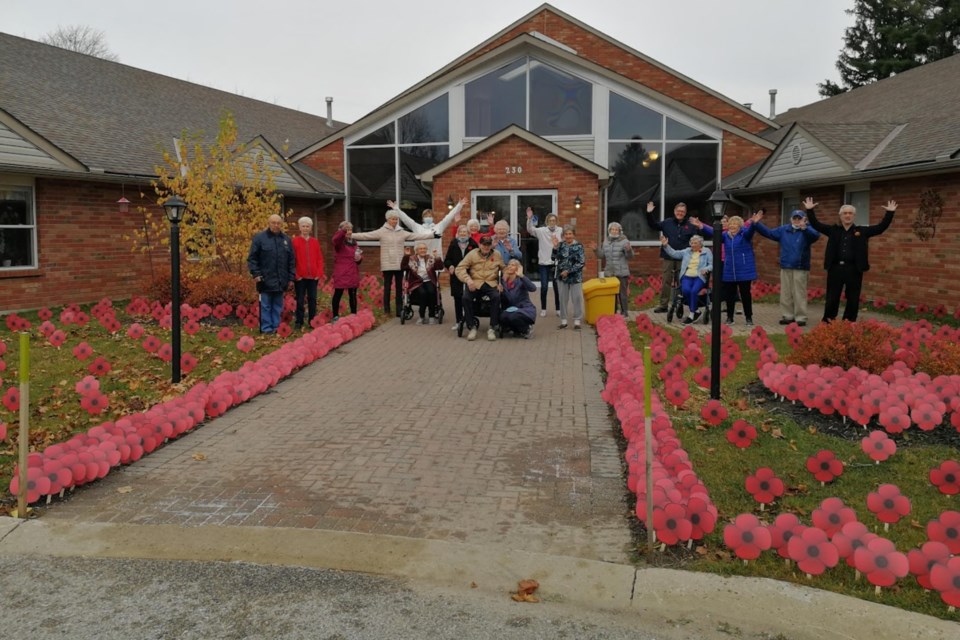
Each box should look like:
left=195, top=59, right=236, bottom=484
left=300, top=138, right=344, bottom=183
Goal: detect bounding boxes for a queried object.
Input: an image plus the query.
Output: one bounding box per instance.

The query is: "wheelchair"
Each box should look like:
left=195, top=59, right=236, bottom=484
left=399, top=270, right=445, bottom=325
left=667, top=273, right=712, bottom=325
left=456, top=286, right=504, bottom=338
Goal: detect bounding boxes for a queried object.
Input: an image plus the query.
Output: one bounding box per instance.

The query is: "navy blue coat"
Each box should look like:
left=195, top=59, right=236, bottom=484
left=646, top=212, right=700, bottom=259
left=754, top=223, right=821, bottom=270
left=247, top=229, right=295, bottom=293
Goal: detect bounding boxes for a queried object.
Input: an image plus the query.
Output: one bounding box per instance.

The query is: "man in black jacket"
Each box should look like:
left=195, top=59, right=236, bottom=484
left=804, top=196, right=897, bottom=323
left=645, top=201, right=702, bottom=312
left=247, top=214, right=295, bottom=334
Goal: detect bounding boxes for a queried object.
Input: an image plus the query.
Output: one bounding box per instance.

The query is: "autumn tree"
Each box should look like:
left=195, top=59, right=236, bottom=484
left=41, top=25, right=120, bottom=61
left=137, top=111, right=285, bottom=277
left=819, top=0, right=960, bottom=97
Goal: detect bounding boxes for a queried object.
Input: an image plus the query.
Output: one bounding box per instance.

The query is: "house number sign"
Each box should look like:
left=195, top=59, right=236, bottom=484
left=505, top=166, right=523, bottom=174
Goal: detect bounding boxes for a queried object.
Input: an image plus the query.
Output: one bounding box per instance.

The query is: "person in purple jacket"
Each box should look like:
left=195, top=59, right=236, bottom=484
left=331, top=221, right=362, bottom=320
left=499, top=259, right=538, bottom=339
left=696, top=212, right=762, bottom=326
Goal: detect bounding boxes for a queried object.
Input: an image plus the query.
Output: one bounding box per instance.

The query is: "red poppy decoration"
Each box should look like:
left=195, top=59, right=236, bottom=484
left=651, top=502, right=693, bottom=546
left=787, top=526, right=839, bottom=576
left=926, top=510, right=960, bottom=554
left=80, top=392, right=109, bottom=416
left=2, top=386, right=20, bottom=412
left=866, top=484, right=911, bottom=525
left=127, top=323, right=144, bottom=340
left=767, top=513, right=802, bottom=559
left=87, top=356, right=112, bottom=377
left=723, top=513, right=772, bottom=560
left=216, top=327, right=235, bottom=342
left=745, top=467, right=784, bottom=505
left=180, top=353, right=198, bottom=374
left=811, top=497, right=857, bottom=538
left=237, top=336, right=255, bottom=353
left=157, top=343, right=173, bottom=363
left=693, top=367, right=711, bottom=389
left=72, top=342, right=94, bottom=361
left=686, top=496, right=717, bottom=540
left=930, top=557, right=960, bottom=608
left=700, top=399, right=728, bottom=426
left=832, top=521, right=874, bottom=567
left=664, top=381, right=690, bottom=407
left=854, top=537, right=909, bottom=587
left=0, top=421, right=6, bottom=441
left=277, top=323, right=292, bottom=338
left=726, top=419, right=757, bottom=448
left=860, top=430, right=896, bottom=463
left=806, top=450, right=844, bottom=483
left=930, top=460, right=960, bottom=496
left=908, top=541, right=951, bottom=591
left=142, top=336, right=161, bottom=353
left=74, top=375, right=100, bottom=396
left=8, top=466, right=51, bottom=504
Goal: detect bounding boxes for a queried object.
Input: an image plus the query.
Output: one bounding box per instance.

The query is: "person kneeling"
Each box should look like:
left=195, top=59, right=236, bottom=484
left=455, top=235, right=505, bottom=341
left=500, top=259, right=537, bottom=339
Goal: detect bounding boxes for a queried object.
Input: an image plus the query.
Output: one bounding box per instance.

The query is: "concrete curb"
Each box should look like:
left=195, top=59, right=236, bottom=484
left=0, top=517, right=954, bottom=639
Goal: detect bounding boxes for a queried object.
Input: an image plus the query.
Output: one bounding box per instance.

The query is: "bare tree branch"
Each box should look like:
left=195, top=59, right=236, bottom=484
left=41, top=25, right=120, bottom=62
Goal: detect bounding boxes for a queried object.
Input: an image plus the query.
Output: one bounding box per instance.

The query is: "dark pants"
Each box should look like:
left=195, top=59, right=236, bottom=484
left=259, top=291, right=284, bottom=333
left=824, top=263, right=863, bottom=322
left=724, top=280, right=753, bottom=320
left=462, top=283, right=500, bottom=329
left=382, top=270, right=403, bottom=316
left=294, top=278, right=318, bottom=328
left=659, top=258, right=682, bottom=306
left=501, top=310, right=534, bottom=335
left=414, top=282, right=438, bottom=318
left=538, top=264, right=560, bottom=310
left=450, top=276, right=465, bottom=323
left=332, top=288, right=357, bottom=317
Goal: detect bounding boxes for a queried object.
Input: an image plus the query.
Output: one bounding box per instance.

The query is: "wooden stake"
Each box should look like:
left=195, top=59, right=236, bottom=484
left=643, top=347, right=655, bottom=560
left=875, top=585, right=881, bottom=595
left=16, top=332, right=30, bottom=519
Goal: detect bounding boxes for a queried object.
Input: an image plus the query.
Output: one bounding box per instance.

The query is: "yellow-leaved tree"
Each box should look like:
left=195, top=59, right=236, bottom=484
left=136, top=111, right=285, bottom=277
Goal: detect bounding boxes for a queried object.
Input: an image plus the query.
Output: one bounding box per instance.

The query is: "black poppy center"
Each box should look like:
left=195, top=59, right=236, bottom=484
left=946, top=473, right=956, bottom=483
left=821, top=462, right=831, bottom=471
left=807, top=546, right=820, bottom=558
left=666, top=518, right=677, bottom=530
left=876, top=556, right=889, bottom=569
left=829, top=513, right=840, bottom=524
left=947, top=527, right=958, bottom=539
left=743, top=531, right=754, bottom=543
left=759, top=481, right=769, bottom=491
left=883, top=499, right=894, bottom=509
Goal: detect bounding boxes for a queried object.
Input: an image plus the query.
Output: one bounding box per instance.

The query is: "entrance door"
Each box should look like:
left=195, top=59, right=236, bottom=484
left=472, top=190, right=557, bottom=280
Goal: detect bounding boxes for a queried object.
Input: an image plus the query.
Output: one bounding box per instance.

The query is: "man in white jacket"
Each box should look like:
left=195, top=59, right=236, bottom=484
left=388, top=198, right=465, bottom=255
left=526, top=207, right=563, bottom=317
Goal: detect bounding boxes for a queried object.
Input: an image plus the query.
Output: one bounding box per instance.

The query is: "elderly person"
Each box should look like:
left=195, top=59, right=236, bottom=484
left=455, top=235, right=505, bottom=341
left=389, top=197, right=464, bottom=254
left=459, top=214, right=495, bottom=245
left=491, top=219, right=522, bottom=265
left=331, top=221, right=362, bottom=320
left=696, top=213, right=760, bottom=326
left=351, top=209, right=435, bottom=317
left=645, top=201, right=702, bottom=312
left=551, top=225, right=585, bottom=330
left=401, top=242, right=444, bottom=324
left=754, top=209, right=821, bottom=326
left=500, top=259, right=537, bottom=339
left=804, top=197, right=897, bottom=323
left=444, top=224, right=478, bottom=330
left=247, top=214, right=294, bottom=334
left=526, top=207, right=562, bottom=317
left=660, top=234, right=712, bottom=324
left=291, top=216, right=324, bottom=330
left=590, top=222, right=634, bottom=317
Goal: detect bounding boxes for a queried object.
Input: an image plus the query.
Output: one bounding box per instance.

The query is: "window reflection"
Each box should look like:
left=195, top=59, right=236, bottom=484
left=664, top=142, right=718, bottom=220
left=0, top=188, right=35, bottom=268
left=529, top=62, right=592, bottom=136
left=399, top=94, right=449, bottom=144
left=609, top=92, right=662, bottom=141
left=608, top=141, right=662, bottom=241
left=465, top=59, right=526, bottom=137
left=347, top=147, right=396, bottom=231
left=666, top=117, right=714, bottom=141
left=354, top=122, right=396, bottom=146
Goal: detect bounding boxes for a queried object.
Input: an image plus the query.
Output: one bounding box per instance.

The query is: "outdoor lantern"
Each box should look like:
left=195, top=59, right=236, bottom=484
left=707, top=189, right=733, bottom=221
left=574, top=195, right=582, bottom=210
left=163, top=195, right=187, bottom=223
left=447, top=195, right=454, bottom=210
left=116, top=197, right=130, bottom=213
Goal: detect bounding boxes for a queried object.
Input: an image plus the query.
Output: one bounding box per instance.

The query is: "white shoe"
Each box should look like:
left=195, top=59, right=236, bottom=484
left=524, top=326, right=534, bottom=339
left=467, top=328, right=477, bottom=341
left=539, top=310, right=547, bottom=318
left=487, top=328, right=497, bottom=341
left=451, top=324, right=459, bottom=331
left=574, top=320, right=582, bottom=331
left=559, top=321, right=568, bottom=329
left=428, top=318, right=437, bottom=325
left=416, top=318, right=424, bottom=325
left=556, top=310, right=561, bottom=317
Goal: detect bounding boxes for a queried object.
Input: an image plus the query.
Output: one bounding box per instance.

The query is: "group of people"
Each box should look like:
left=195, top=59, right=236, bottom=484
left=648, top=197, right=897, bottom=325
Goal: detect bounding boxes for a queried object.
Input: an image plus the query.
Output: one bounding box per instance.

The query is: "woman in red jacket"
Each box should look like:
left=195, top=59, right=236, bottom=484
left=292, top=217, right=324, bottom=329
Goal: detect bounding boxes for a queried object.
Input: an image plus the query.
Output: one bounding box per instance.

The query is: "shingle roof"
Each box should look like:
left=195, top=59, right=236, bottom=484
left=0, top=32, right=346, bottom=193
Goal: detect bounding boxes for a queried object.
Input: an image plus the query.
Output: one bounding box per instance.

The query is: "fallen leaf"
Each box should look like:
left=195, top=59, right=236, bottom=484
left=807, top=426, right=817, bottom=435
left=511, top=593, right=540, bottom=603
left=695, top=546, right=708, bottom=556
left=760, top=423, right=771, bottom=433
left=695, top=424, right=708, bottom=431
left=771, top=428, right=784, bottom=439
left=192, top=453, right=207, bottom=461
left=910, top=519, right=923, bottom=529
left=735, top=399, right=749, bottom=411
left=470, top=582, right=477, bottom=589
left=117, top=486, right=133, bottom=494
left=517, top=579, right=539, bottom=595
left=706, top=447, right=716, bottom=453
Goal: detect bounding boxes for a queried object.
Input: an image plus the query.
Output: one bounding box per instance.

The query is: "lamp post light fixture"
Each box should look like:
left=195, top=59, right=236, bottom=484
left=706, top=189, right=734, bottom=400
left=447, top=195, right=455, bottom=210
left=163, top=195, right=187, bottom=384
left=574, top=195, right=582, bottom=210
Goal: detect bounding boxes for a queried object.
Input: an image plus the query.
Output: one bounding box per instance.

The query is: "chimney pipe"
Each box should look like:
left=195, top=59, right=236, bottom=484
left=743, top=102, right=753, bottom=110
left=325, top=97, right=333, bottom=127
left=768, top=89, right=777, bottom=118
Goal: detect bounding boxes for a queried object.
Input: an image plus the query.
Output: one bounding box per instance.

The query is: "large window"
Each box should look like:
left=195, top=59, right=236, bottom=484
left=844, top=188, right=871, bottom=226
left=0, top=186, right=36, bottom=269
left=607, top=92, right=719, bottom=243
left=347, top=94, right=450, bottom=231
left=465, top=57, right=593, bottom=137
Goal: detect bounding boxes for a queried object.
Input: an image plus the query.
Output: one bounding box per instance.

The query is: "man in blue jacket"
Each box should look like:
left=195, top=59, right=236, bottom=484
left=754, top=210, right=821, bottom=326
left=645, top=201, right=702, bottom=312
left=247, top=214, right=295, bottom=334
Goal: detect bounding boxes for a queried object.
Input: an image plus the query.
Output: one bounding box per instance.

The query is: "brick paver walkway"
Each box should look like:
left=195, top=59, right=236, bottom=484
left=40, top=292, right=632, bottom=563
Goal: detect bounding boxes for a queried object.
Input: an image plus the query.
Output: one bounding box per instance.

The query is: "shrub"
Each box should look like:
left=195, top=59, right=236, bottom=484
left=916, top=339, right=960, bottom=377
left=143, top=272, right=193, bottom=305
left=186, top=272, right=256, bottom=308
left=787, top=320, right=899, bottom=373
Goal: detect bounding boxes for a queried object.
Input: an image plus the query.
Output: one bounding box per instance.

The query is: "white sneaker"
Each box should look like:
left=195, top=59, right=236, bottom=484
left=539, top=310, right=547, bottom=318
left=416, top=318, right=424, bottom=325
left=428, top=318, right=437, bottom=325
left=524, top=326, right=534, bottom=339
left=487, top=328, right=497, bottom=341
left=451, top=324, right=459, bottom=331
left=574, top=320, right=582, bottom=331
left=559, top=321, right=568, bottom=329
left=556, top=310, right=561, bottom=317
left=467, top=327, right=477, bottom=341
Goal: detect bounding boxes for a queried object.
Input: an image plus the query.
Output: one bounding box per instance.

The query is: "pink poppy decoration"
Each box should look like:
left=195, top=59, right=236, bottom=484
left=237, top=336, right=255, bottom=353
left=930, top=460, right=960, bottom=496
left=726, top=419, right=757, bottom=448
left=811, top=497, right=857, bottom=538
left=926, top=511, right=960, bottom=554
left=787, top=526, right=839, bottom=576
left=723, top=513, right=772, bottom=561
left=860, top=431, right=896, bottom=463
left=866, top=484, right=911, bottom=526
left=745, top=467, right=784, bottom=505
left=806, top=450, right=844, bottom=484
left=127, top=323, right=145, bottom=339
left=72, top=342, right=94, bottom=361
left=854, top=537, right=908, bottom=588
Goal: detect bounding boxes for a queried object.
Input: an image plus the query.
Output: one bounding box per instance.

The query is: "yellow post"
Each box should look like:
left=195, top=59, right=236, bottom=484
left=17, top=332, right=29, bottom=518
left=643, top=345, right=655, bottom=556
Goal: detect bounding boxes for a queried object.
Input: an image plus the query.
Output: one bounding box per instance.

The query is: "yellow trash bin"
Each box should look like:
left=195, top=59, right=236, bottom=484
left=582, top=277, right=620, bottom=325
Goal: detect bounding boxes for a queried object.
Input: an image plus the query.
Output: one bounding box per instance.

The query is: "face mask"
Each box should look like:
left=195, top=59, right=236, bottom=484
left=609, top=231, right=620, bottom=238
left=547, top=225, right=556, bottom=231
left=422, top=217, right=434, bottom=226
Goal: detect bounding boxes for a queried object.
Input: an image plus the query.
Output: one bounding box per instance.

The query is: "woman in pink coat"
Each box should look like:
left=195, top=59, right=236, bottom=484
left=331, top=221, right=362, bottom=319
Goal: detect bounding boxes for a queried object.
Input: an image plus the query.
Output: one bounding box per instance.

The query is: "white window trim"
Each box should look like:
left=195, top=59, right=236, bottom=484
left=0, top=177, right=38, bottom=270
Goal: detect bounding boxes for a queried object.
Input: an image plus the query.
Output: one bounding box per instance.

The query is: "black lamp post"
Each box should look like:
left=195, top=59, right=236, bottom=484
left=706, top=190, right=733, bottom=400
left=163, top=195, right=187, bottom=383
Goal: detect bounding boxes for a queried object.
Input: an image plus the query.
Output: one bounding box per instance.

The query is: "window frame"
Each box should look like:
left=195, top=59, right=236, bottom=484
left=843, top=183, right=871, bottom=226
left=0, top=178, right=38, bottom=271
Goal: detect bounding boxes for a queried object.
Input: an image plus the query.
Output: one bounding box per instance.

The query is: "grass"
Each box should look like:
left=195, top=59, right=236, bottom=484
left=626, top=321, right=960, bottom=621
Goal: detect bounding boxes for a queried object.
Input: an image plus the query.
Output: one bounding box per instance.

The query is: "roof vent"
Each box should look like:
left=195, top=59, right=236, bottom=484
left=325, top=97, right=334, bottom=127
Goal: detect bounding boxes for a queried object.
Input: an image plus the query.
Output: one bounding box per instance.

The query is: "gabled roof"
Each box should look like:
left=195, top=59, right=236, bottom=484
left=417, top=125, right=610, bottom=185
left=733, top=53, right=960, bottom=192
left=0, top=32, right=346, bottom=196
left=291, top=5, right=775, bottom=160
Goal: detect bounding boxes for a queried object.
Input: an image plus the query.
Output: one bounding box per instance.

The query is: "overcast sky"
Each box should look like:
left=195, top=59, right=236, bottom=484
left=4, top=0, right=854, bottom=123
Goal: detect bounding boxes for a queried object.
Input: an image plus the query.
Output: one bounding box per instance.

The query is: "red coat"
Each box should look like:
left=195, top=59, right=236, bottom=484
left=332, top=229, right=361, bottom=289
left=292, top=236, right=324, bottom=280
